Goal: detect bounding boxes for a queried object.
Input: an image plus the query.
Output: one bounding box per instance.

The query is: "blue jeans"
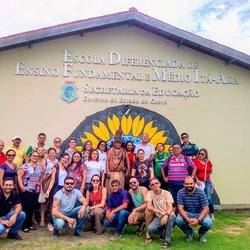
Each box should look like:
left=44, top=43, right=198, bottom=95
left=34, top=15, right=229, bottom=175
left=204, top=180, right=215, bottom=214
left=148, top=215, right=175, bottom=243
left=104, top=210, right=130, bottom=235
left=0, top=211, right=26, bottom=235
left=176, top=212, right=212, bottom=235
left=53, top=206, right=88, bottom=233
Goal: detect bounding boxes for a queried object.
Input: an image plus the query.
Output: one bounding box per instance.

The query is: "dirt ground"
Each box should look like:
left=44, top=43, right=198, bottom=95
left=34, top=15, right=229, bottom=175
left=0, top=225, right=111, bottom=250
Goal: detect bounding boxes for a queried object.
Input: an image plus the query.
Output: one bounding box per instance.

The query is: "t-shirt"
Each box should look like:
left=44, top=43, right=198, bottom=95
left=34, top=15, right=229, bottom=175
left=0, top=190, right=21, bottom=216
left=67, top=163, right=85, bottom=187
left=21, top=163, right=43, bottom=193
left=107, top=188, right=131, bottom=210
left=177, top=187, right=208, bottom=214
left=193, top=158, right=213, bottom=180
left=134, top=143, right=155, bottom=160
left=154, top=151, right=169, bottom=177
left=54, top=188, right=83, bottom=213
left=181, top=143, right=199, bottom=159
left=146, top=189, right=174, bottom=217
left=84, top=160, right=105, bottom=183
left=0, top=162, right=17, bottom=183
left=0, top=153, right=6, bottom=165
left=134, top=159, right=152, bottom=183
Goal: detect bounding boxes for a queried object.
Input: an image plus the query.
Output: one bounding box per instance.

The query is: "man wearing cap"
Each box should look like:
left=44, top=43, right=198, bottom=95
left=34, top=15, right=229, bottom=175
left=5, top=136, right=26, bottom=168
left=0, top=139, right=6, bottom=164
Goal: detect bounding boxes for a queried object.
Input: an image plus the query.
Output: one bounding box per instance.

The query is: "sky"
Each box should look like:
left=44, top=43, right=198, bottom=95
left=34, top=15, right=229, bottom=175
left=1, top=0, right=249, bottom=55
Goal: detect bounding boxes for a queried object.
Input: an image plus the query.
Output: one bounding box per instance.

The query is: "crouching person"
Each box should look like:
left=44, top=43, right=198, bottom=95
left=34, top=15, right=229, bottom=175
left=52, top=176, right=88, bottom=237
left=128, top=177, right=150, bottom=235
left=104, top=179, right=131, bottom=241
left=176, top=176, right=212, bottom=243
left=85, top=174, right=107, bottom=235
left=0, top=178, right=26, bottom=240
left=146, top=178, right=175, bottom=249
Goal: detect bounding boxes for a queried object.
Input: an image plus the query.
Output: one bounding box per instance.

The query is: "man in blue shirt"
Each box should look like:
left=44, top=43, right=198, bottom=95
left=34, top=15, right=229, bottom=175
left=104, top=179, right=131, bottom=241
left=52, top=176, right=88, bottom=237
left=176, top=176, right=212, bottom=243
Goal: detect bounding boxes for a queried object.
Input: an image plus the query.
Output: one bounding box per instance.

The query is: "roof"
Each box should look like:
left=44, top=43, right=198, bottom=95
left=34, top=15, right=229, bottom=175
left=0, top=8, right=249, bottom=70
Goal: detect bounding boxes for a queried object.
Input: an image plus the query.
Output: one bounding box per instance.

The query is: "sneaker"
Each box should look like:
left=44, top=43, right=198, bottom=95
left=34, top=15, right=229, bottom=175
left=53, top=229, right=59, bottom=237
left=161, top=241, right=171, bottom=249
left=186, top=231, right=194, bottom=242
left=109, top=233, right=122, bottom=241
left=199, top=234, right=207, bottom=243
left=7, top=233, right=23, bottom=241
left=74, top=231, right=86, bottom=238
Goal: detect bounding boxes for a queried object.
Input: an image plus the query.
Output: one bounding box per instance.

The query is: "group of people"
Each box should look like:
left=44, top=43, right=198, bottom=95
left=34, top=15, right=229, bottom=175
left=0, top=131, right=215, bottom=248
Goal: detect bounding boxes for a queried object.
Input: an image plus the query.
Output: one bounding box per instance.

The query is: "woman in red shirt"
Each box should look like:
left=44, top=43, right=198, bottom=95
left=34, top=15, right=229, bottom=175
left=193, top=148, right=215, bottom=220
left=85, top=174, right=107, bottom=234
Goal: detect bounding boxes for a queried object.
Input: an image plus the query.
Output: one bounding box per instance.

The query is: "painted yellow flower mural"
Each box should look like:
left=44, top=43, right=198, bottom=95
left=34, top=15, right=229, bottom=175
left=79, top=112, right=171, bottom=151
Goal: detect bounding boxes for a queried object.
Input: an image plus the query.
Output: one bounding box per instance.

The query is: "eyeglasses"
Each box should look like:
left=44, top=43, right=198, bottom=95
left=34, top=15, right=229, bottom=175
left=7, top=154, right=16, bottom=157
left=65, top=182, right=75, bottom=185
left=199, top=152, right=206, bottom=156
left=54, top=141, right=61, bottom=143
left=129, top=181, right=137, bottom=185
left=92, top=179, right=100, bottom=183
left=181, top=136, right=188, bottom=139
left=151, top=182, right=160, bottom=186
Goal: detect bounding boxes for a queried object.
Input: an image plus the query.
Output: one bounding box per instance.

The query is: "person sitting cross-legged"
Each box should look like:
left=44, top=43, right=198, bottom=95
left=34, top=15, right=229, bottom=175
left=0, top=178, right=26, bottom=240
left=104, top=179, right=131, bottom=241
left=52, top=176, right=88, bottom=237
left=176, top=176, right=213, bottom=243
left=146, top=178, right=176, bottom=249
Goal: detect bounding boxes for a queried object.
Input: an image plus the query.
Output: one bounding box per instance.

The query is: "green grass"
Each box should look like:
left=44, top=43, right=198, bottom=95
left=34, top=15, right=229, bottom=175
left=0, top=210, right=249, bottom=250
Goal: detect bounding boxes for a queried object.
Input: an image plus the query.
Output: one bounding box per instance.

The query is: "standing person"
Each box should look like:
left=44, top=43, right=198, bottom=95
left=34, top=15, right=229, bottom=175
left=0, top=139, right=6, bottom=164
left=193, top=148, right=215, bottom=220
left=85, top=174, right=107, bottom=235
left=0, top=149, right=17, bottom=188
left=153, top=143, right=169, bottom=189
left=134, top=133, right=155, bottom=162
left=131, top=149, right=154, bottom=189
left=5, top=136, right=26, bottom=169
left=0, top=178, right=26, bottom=240
left=36, top=146, right=46, bottom=170
left=64, top=137, right=77, bottom=162
left=67, top=151, right=87, bottom=194
left=161, top=144, right=196, bottom=212
left=128, top=177, right=149, bottom=236
left=146, top=178, right=176, bottom=248
left=125, top=141, right=136, bottom=189
left=40, top=148, right=58, bottom=227
left=82, top=140, right=93, bottom=162
left=53, top=137, right=62, bottom=159
left=180, top=133, right=199, bottom=159
left=106, top=138, right=130, bottom=193
left=104, top=179, right=131, bottom=241
left=31, top=133, right=49, bottom=152
left=52, top=176, right=88, bottom=237
left=17, top=151, right=43, bottom=232
left=97, top=140, right=107, bottom=182
left=176, top=176, right=213, bottom=243
left=84, top=150, right=105, bottom=191
left=44, top=153, right=69, bottom=200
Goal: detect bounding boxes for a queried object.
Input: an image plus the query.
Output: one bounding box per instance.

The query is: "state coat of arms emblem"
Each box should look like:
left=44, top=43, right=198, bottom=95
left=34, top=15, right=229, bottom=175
left=61, top=81, right=78, bottom=103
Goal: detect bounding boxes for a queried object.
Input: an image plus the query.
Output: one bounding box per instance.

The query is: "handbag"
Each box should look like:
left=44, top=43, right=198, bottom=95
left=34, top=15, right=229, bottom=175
left=38, top=190, right=46, bottom=203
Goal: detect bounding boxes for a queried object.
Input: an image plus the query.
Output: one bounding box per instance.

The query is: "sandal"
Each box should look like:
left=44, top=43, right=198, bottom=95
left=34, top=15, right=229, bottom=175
left=136, top=222, right=145, bottom=236
left=145, top=237, right=153, bottom=244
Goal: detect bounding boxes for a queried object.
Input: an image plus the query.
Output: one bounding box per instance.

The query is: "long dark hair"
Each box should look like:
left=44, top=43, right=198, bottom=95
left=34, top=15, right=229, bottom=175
left=97, top=140, right=107, bottom=152
left=125, top=140, right=135, bottom=152
left=89, top=174, right=101, bottom=192
left=68, top=151, right=82, bottom=170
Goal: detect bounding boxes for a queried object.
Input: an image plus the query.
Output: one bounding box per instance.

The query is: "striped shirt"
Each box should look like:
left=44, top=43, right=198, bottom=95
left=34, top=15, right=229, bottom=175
left=162, top=155, right=195, bottom=185
left=177, top=187, right=208, bottom=214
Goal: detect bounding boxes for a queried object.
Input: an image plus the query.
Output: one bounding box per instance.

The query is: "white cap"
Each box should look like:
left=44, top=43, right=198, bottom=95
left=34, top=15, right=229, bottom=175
left=12, top=136, right=21, bottom=140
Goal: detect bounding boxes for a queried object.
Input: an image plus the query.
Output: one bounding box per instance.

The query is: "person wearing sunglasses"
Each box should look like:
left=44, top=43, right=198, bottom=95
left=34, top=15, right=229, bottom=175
left=146, top=178, right=175, bottom=248
left=85, top=174, right=107, bottom=235
left=193, top=148, right=215, bottom=220
left=180, top=133, right=199, bottom=159
left=128, top=177, right=149, bottom=237
left=52, top=176, right=88, bottom=237
left=53, top=137, right=62, bottom=160
left=0, top=149, right=17, bottom=189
